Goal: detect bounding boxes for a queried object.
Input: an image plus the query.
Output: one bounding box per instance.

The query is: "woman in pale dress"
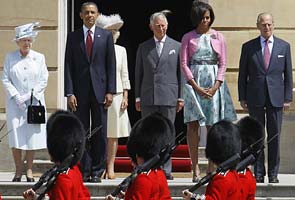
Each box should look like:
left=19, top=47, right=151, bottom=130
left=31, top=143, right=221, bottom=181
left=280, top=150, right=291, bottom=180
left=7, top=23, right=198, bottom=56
left=96, top=14, right=131, bottom=179
left=1, top=22, right=48, bottom=182
left=180, top=0, right=236, bottom=182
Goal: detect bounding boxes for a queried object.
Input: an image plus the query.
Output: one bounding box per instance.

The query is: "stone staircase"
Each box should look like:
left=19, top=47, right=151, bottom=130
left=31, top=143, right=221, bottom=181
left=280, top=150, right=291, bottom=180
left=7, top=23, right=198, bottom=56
left=1, top=147, right=295, bottom=199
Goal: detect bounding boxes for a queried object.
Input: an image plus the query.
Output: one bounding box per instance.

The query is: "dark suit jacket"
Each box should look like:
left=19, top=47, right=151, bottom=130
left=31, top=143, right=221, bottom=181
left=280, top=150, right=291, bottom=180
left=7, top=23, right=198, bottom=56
left=64, top=26, right=116, bottom=103
left=135, top=36, right=182, bottom=106
left=238, top=36, right=293, bottom=107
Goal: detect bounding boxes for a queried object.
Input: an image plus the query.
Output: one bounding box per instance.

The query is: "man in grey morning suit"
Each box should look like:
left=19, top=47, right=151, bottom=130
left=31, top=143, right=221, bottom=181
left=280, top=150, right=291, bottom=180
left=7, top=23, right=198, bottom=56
left=64, top=2, right=116, bottom=183
left=238, top=13, right=293, bottom=183
left=135, top=10, right=184, bottom=180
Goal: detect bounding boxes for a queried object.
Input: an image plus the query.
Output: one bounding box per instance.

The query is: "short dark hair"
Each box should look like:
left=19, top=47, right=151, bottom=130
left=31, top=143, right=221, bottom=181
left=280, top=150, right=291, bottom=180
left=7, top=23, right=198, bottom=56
left=46, top=110, right=85, bottom=167
left=127, top=112, right=175, bottom=164
left=190, top=0, right=215, bottom=28
left=237, top=116, right=265, bottom=155
left=80, top=1, right=98, bottom=12
left=206, top=120, right=241, bottom=166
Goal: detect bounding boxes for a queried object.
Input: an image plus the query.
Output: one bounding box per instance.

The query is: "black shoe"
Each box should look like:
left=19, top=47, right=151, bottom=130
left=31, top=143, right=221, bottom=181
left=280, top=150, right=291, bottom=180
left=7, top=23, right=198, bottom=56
left=269, top=176, right=279, bottom=183
left=12, top=176, right=21, bottom=182
left=255, top=176, right=264, bottom=183
left=26, top=176, right=35, bottom=182
left=83, top=176, right=91, bottom=182
left=165, top=174, right=174, bottom=180
left=91, top=175, right=101, bottom=183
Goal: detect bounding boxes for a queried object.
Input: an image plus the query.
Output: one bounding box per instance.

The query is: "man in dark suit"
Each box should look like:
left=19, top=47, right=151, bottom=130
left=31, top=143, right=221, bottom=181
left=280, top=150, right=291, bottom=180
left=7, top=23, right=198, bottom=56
left=238, top=12, right=293, bottom=183
left=135, top=10, right=183, bottom=180
left=64, top=2, right=116, bottom=183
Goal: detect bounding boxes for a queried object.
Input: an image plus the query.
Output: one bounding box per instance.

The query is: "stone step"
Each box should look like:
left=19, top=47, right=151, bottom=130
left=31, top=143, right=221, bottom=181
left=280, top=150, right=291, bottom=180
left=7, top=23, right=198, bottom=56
left=1, top=174, right=295, bottom=199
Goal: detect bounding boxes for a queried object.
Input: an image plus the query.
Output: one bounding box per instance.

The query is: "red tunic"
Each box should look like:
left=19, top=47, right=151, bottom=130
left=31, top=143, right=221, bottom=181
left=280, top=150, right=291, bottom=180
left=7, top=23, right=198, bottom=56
left=124, top=169, right=172, bottom=200
left=238, top=168, right=256, bottom=200
left=47, top=164, right=90, bottom=200
left=205, top=170, right=242, bottom=200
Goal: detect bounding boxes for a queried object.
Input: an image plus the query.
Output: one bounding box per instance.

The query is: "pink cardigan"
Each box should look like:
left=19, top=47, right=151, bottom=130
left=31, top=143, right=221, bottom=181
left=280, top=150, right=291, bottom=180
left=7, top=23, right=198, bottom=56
left=180, top=29, right=227, bottom=82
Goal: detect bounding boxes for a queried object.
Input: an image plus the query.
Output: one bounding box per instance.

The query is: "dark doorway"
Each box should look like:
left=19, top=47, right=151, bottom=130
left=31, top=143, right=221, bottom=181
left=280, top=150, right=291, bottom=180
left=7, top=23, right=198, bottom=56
left=71, top=0, right=194, bottom=142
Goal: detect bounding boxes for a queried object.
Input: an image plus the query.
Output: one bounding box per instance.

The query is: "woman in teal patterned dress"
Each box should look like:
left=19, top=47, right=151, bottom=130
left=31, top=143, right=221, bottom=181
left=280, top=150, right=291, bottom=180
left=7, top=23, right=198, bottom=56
left=180, top=0, right=236, bottom=182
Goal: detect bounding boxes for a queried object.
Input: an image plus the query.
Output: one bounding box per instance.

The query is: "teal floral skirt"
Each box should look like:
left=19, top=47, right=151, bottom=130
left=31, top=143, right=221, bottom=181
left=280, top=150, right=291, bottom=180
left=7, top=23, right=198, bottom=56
left=183, top=64, right=237, bottom=126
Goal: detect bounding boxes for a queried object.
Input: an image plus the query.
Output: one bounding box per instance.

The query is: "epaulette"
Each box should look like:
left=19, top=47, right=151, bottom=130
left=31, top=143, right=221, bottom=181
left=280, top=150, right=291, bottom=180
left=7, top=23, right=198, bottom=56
left=60, top=167, right=70, bottom=175
left=140, top=169, right=151, bottom=175
left=218, top=170, right=229, bottom=176
left=238, top=169, right=247, bottom=175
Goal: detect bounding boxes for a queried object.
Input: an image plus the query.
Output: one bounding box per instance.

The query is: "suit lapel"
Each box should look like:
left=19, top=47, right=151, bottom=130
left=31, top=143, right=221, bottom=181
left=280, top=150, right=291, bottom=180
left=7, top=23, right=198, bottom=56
left=157, top=37, right=170, bottom=68
left=151, top=39, right=159, bottom=61
left=91, top=27, right=101, bottom=63
left=79, top=28, right=88, bottom=62
left=268, top=36, right=279, bottom=72
left=147, top=39, right=159, bottom=70
left=254, top=37, right=266, bottom=72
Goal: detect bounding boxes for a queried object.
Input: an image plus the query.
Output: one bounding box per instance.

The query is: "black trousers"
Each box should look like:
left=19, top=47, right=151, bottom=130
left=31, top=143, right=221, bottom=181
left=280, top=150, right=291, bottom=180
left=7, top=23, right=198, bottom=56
left=248, top=94, right=282, bottom=178
left=74, top=88, right=107, bottom=177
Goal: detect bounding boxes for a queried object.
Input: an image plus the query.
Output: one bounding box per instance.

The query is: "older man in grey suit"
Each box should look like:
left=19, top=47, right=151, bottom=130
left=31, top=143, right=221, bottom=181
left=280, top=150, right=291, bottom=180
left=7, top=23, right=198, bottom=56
left=238, top=12, right=293, bottom=184
left=135, top=10, right=183, bottom=180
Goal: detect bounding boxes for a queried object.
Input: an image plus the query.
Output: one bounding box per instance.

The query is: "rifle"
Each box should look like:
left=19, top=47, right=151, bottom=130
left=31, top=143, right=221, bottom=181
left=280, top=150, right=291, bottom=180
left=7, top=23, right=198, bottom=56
left=239, top=136, right=264, bottom=160
left=110, top=132, right=186, bottom=198
left=0, top=122, right=5, bottom=133
left=29, top=147, right=78, bottom=200
left=155, top=131, right=186, bottom=168
left=0, top=122, right=13, bottom=143
left=188, top=153, right=241, bottom=192
left=85, top=125, right=102, bottom=151
left=235, top=133, right=278, bottom=171
left=110, top=154, right=160, bottom=197
left=86, top=125, right=102, bottom=140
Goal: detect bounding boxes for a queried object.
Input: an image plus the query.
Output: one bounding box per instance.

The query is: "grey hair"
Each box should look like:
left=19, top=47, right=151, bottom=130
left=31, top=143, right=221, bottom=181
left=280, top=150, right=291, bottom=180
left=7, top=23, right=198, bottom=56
left=257, top=12, right=274, bottom=24
left=149, top=10, right=171, bottom=25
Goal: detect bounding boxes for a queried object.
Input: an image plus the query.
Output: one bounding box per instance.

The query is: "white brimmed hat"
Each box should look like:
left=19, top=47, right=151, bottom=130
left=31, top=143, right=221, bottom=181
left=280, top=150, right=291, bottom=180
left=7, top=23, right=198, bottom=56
left=96, top=14, right=124, bottom=30
left=14, top=22, right=40, bottom=41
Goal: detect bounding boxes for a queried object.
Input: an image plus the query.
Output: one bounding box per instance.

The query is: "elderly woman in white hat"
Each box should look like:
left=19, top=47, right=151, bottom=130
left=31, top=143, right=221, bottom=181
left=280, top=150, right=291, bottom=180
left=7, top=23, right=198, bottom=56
left=96, top=14, right=131, bottom=179
left=1, top=22, right=48, bottom=182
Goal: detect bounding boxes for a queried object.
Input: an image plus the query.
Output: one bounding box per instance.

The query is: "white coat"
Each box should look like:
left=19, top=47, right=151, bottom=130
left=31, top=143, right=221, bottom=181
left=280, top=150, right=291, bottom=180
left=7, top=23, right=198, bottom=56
left=2, top=49, right=48, bottom=150
left=107, top=44, right=131, bottom=138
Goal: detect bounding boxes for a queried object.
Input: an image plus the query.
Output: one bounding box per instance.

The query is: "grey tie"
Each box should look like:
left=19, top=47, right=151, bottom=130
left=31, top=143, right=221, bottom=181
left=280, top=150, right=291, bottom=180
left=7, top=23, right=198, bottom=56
left=156, top=41, right=163, bottom=56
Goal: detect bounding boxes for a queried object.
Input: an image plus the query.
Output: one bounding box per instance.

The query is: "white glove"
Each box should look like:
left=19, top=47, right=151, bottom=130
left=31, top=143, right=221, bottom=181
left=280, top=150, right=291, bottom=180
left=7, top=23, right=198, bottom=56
left=18, top=102, right=27, bottom=111
left=191, top=194, right=205, bottom=200
left=22, top=92, right=32, bottom=102
left=15, top=93, right=31, bottom=106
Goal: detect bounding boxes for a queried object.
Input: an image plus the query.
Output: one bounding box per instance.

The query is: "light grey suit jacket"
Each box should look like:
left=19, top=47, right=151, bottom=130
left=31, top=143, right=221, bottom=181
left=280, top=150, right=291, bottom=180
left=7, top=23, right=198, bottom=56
left=135, top=36, right=182, bottom=106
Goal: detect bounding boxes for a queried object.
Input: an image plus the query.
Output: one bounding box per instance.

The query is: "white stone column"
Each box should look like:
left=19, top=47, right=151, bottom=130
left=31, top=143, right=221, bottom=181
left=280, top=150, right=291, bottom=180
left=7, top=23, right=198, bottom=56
left=57, top=0, right=68, bottom=109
